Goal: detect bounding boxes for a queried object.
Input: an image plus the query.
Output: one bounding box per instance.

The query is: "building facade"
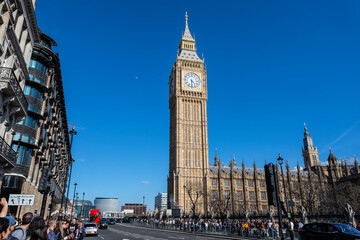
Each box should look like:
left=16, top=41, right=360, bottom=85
left=0, top=1, right=71, bottom=217
left=1, top=31, right=70, bottom=217
left=121, top=203, right=146, bottom=216
left=0, top=0, right=40, bottom=188
left=94, top=197, right=119, bottom=213
left=167, top=12, right=209, bottom=214
left=167, top=13, right=360, bottom=218
left=154, top=192, right=167, bottom=210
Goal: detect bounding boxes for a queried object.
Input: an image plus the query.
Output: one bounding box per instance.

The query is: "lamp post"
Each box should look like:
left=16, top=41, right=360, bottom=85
left=70, top=182, right=77, bottom=218
left=80, top=192, right=85, bottom=218
left=277, top=153, right=289, bottom=240
left=59, top=125, right=77, bottom=219
left=183, top=185, right=186, bottom=218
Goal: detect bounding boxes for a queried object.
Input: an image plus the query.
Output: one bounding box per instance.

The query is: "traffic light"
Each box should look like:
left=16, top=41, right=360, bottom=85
left=265, top=163, right=278, bottom=206
left=38, top=167, right=50, bottom=193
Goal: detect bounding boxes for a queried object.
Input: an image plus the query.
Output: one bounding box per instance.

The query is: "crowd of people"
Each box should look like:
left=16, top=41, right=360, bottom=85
left=139, top=217, right=360, bottom=239
left=0, top=198, right=86, bottom=240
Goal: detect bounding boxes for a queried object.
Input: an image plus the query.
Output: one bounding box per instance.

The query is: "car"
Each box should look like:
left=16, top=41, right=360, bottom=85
left=84, top=223, right=98, bottom=236
left=98, top=219, right=108, bottom=229
left=299, top=222, right=360, bottom=240
left=115, top=218, right=122, bottom=223
left=108, top=218, right=116, bottom=225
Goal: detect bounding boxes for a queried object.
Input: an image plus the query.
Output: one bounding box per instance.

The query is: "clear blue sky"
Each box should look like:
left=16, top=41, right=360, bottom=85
left=35, top=0, right=360, bottom=210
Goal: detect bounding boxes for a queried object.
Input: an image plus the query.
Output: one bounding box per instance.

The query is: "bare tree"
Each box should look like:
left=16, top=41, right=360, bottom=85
left=186, top=182, right=203, bottom=218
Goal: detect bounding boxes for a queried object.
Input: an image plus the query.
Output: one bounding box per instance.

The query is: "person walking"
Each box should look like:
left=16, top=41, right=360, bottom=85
left=47, top=220, right=56, bottom=240
left=76, top=222, right=85, bottom=240
left=55, top=221, right=72, bottom=240
left=0, top=218, right=11, bottom=240
left=10, top=212, right=33, bottom=240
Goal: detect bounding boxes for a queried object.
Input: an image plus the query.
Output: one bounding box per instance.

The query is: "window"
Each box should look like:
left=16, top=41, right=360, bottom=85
left=262, top=205, right=268, bottom=212
left=293, top=183, right=298, bottom=190
left=212, top=179, right=217, bottom=186
left=248, top=181, right=254, bottom=187
left=250, top=204, right=256, bottom=211
left=261, top=191, right=266, bottom=201
left=236, top=180, right=241, bottom=187
left=22, top=116, right=38, bottom=129
left=29, top=74, right=46, bottom=86
left=237, top=191, right=243, bottom=201
left=29, top=59, right=48, bottom=74
left=249, top=191, right=255, bottom=200
left=28, top=104, right=41, bottom=114
left=212, top=190, right=217, bottom=200
left=24, top=86, right=44, bottom=101
left=16, top=145, right=32, bottom=166
left=224, top=190, right=230, bottom=198
left=224, top=180, right=230, bottom=187
left=260, top=182, right=265, bottom=188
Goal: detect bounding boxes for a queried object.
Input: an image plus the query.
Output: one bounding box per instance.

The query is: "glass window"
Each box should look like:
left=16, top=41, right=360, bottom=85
left=262, top=205, right=268, bottom=212
left=13, top=132, right=20, bottom=141
left=261, top=191, right=266, bottom=200
left=11, top=144, right=18, bottom=152
left=29, top=59, right=36, bottom=68
left=16, top=146, right=32, bottom=166
left=250, top=204, right=256, bottom=211
left=237, top=191, right=243, bottom=201
left=260, top=182, right=265, bottom=188
left=21, top=134, right=29, bottom=143
left=212, top=190, right=217, bottom=200
left=224, top=190, right=230, bottom=197
left=212, top=179, right=217, bottom=186
left=248, top=181, right=254, bottom=187
left=236, top=180, right=241, bottom=187
left=249, top=191, right=255, bottom=200
left=24, top=86, right=31, bottom=95
left=224, top=180, right=230, bottom=187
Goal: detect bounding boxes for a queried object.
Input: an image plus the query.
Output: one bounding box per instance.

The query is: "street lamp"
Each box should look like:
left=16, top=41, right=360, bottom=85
left=183, top=185, right=186, bottom=218
left=59, top=125, right=77, bottom=219
left=70, top=182, right=77, bottom=217
left=277, top=153, right=289, bottom=240
left=80, top=192, right=85, bottom=218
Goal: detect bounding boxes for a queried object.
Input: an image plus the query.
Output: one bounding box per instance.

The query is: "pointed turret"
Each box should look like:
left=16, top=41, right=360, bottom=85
left=233, top=154, right=237, bottom=166
left=354, top=156, right=359, bottom=174
left=214, top=149, right=219, bottom=166
left=177, top=12, right=203, bottom=63
left=302, top=123, right=319, bottom=168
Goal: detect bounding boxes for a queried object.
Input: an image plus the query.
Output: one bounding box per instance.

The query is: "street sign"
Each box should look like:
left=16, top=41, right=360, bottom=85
left=8, top=194, right=35, bottom=206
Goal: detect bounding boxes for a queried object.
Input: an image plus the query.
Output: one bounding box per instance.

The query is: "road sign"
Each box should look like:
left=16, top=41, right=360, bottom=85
left=8, top=194, right=35, bottom=206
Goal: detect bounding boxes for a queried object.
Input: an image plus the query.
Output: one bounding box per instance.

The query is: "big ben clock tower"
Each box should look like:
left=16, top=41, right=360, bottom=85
left=168, top=12, right=209, bottom=215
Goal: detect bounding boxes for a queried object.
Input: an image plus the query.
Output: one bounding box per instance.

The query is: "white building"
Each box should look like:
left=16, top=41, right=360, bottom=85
left=154, top=193, right=167, bottom=210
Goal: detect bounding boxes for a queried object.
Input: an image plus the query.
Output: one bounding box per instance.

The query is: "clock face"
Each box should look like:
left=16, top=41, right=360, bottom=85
left=170, top=78, right=174, bottom=94
left=184, top=72, right=200, bottom=89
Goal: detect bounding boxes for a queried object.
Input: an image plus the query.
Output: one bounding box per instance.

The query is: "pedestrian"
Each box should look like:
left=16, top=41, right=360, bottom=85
left=26, top=216, right=47, bottom=240
left=4, top=216, right=18, bottom=240
left=76, top=222, right=85, bottom=240
left=67, top=219, right=78, bottom=240
left=47, top=220, right=56, bottom=240
left=10, top=212, right=33, bottom=240
left=0, top=218, right=11, bottom=240
left=55, top=221, right=72, bottom=240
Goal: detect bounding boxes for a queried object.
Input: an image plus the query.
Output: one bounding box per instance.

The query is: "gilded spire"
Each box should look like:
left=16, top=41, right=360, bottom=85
left=182, top=11, right=195, bottom=42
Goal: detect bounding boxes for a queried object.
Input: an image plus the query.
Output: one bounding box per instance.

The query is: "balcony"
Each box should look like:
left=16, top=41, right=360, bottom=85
left=0, top=136, right=17, bottom=167
left=0, top=67, right=28, bottom=114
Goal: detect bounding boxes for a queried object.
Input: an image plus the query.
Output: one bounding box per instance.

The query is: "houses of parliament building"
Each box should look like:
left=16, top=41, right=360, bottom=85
left=167, top=13, right=359, bottom=218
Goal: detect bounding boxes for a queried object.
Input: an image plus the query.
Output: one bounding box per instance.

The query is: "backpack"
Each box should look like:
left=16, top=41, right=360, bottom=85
left=10, top=226, right=26, bottom=240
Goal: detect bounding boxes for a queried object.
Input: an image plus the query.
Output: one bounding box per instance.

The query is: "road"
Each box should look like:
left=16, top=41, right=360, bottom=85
left=90, top=223, right=246, bottom=240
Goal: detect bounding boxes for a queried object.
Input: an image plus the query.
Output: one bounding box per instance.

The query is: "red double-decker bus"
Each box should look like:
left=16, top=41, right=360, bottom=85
left=89, top=209, right=100, bottom=224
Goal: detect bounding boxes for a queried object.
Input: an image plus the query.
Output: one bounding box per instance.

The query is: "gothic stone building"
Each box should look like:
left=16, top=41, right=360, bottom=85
left=168, top=13, right=360, bottom=217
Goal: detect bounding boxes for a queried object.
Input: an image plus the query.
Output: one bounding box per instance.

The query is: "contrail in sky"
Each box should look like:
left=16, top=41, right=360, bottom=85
left=329, top=120, right=360, bottom=146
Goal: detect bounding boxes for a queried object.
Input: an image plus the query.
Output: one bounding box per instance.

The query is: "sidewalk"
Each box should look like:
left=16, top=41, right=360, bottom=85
left=121, top=223, right=298, bottom=240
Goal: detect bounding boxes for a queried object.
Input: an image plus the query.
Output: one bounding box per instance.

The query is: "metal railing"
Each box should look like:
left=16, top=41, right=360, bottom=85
left=0, top=136, right=17, bottom=166
left=0, top=67, right=29, bottom=112
left=130, top=221, right=299, bottom=239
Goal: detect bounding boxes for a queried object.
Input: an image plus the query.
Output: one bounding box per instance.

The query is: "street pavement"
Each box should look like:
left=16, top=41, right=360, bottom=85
left=90, top=223, right=250, bottom=240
